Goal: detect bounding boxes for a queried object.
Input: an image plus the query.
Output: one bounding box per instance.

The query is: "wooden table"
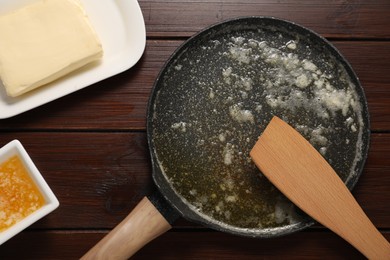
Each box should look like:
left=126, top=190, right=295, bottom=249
left=1, top=0, right=389, bottom=259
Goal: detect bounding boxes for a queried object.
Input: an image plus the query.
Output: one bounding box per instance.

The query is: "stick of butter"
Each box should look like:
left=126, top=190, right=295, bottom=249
left=0, top=0, right=103, bottom=97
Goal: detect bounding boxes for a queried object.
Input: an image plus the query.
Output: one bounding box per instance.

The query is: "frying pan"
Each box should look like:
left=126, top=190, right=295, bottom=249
left=83, top=17, right=370, bottom=259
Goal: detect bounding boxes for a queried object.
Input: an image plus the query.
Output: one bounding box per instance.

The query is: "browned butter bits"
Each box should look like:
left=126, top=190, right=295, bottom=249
left=0, top=156, right=45, bottom=232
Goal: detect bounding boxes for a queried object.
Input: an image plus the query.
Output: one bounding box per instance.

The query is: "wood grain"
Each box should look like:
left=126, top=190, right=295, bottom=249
left=250, top=117, right=390, bottom=259
left=0, top=0, right=388, bottom=258
left=1, top=230, right=389, bottom=259
left=0, top=132, right=387, bottom=229
left=0, top=41, right=388, bottom=131
left=139, top=0, right=390, bottom=38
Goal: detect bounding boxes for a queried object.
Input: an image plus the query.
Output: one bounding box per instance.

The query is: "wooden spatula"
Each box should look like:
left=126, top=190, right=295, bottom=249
left=250, top=116, right=390, bottom=259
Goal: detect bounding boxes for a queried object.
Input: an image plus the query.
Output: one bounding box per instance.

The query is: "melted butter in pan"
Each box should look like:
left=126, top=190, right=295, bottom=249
left=152, top=28, right=365, bottom=229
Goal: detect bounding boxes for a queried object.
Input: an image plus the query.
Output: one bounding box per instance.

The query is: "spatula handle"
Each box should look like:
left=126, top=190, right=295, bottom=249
left=337, top=195, right=390, bottom=259
left=81, top=196, right=172, bottom=259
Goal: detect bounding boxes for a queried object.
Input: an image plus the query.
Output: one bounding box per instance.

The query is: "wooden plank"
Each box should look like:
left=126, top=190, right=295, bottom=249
left=0, top=1, right=387, bottom=259
left=0, top=230, right=389, bottom=259
left=0, top=132, right=388, bottom=229
left=0, top=41, right=389, bottom=131
left=139, top=0, right=390, bottom=38
left=333, top=42, right=390, bottom=131
left=135, top=231, right=390, bottom=259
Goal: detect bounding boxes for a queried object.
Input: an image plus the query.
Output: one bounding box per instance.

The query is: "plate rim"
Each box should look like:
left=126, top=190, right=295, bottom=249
left=0, top=0, right=146, bottom=119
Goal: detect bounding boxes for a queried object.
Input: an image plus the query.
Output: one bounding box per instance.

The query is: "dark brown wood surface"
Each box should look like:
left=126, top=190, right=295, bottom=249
left=0, top=1, right=389, bottom=259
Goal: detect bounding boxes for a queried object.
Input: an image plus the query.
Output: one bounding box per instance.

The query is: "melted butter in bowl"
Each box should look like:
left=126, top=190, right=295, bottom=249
left=0, top=140, right=59, bottom=245
left=0, top=155, right=46, bottom=232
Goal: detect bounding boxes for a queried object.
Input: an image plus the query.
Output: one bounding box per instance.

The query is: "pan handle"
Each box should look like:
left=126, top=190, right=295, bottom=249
left=81, top=196, right=172, bottom=259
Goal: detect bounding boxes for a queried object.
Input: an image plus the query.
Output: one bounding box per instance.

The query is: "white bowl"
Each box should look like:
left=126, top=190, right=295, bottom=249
left=0, top=140, right=59, bottom=245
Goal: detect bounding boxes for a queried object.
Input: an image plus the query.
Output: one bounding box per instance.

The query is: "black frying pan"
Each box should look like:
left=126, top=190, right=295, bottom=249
left=83, top=17, right=370, bottom=259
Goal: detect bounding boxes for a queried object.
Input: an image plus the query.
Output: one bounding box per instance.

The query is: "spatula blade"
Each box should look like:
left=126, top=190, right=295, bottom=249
left=250, top=116, right=390, bottom=259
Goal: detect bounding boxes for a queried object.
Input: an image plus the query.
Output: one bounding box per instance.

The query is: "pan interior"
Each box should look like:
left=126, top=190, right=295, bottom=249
left=150, top=18, right=369, bottom=235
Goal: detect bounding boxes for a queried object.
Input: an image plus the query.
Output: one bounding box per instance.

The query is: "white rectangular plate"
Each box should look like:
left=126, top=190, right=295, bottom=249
left=0, top=0, right=146, bottom=119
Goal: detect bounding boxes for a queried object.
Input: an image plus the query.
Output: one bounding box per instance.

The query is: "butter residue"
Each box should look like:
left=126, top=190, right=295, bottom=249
left=229, top=104, right=254, bottom=124
left=153, top=28, right=366, bottom=230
